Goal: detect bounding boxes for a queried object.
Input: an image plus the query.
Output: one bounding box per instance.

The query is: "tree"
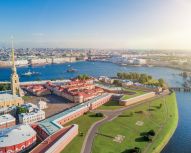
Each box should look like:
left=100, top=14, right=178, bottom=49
left=158, top=78, right=165, bottom=87
left=129, top=147, right=141, bottom=153
left=148, top=130, right=155, bottom=136
left=95, top=112, right=104, bottom=117
left=148, top=75, right=152, bottom=80
left=77, top=74, right=90, bottom=80
left=17, top=107, right=28, bottom=114
left=113, top=80, right=121, bottom=86
left=79, top=132, right=84, bottom=136
left=0, top=83, right=11, bottom=91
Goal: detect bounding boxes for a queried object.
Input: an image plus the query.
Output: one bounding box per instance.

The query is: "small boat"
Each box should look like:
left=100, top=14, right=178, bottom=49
left=21, top=70, right=41, bottom=76
left=67, top=68, right=77, bottom=73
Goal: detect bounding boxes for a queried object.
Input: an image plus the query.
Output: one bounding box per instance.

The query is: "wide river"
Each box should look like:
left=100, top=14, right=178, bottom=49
left=0, top=61, right=190, bottom=153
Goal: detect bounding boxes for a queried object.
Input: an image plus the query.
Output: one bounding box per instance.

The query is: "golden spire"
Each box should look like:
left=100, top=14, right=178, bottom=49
left=11, top=36, right=16, bottom=73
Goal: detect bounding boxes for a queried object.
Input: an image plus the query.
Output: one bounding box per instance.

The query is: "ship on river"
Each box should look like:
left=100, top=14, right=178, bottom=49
left=21, top=70, right=41, bottom=77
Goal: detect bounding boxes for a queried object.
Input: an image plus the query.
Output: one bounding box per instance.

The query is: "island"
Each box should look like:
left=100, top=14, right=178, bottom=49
left=60, top=73, right=178, bottom=153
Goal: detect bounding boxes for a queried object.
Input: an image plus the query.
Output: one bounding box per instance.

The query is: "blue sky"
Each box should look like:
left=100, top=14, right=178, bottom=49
left=0, top=0, right=191, bottom=49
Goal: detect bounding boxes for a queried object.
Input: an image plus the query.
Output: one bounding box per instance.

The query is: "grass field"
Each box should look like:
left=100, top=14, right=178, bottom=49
left=92, top=92, right=178, bottom=153
left=61, top=112, right=103, bottom=153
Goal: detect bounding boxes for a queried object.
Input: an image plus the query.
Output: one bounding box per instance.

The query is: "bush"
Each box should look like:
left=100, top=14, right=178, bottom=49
left=0, top=83, right=11, bottom=91
left=148, top=130, right=155, bottom=136
left=95, top=112, right=104, bottom=117
left=79, top=132, right=84, bottom=136
left=17, top=106, right=28, bottom=114
left=130, top=147, right=141, bottom=153
left=129, top=111, right=134, bottom=117
left=84, top=111, right=89, bottom=115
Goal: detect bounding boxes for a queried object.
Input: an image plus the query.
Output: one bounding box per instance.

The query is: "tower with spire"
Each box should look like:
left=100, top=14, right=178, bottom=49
left=10, top=38, right=22, bottom=96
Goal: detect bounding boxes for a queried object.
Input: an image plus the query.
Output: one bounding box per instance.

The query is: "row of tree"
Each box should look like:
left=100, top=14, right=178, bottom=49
left=117, top=72, right=152, bottom=83
left=76, top=74, right=90, bottom=80
left=117, top=72, right=165, bottom=87
left=0, top=83, right=11, bottom=91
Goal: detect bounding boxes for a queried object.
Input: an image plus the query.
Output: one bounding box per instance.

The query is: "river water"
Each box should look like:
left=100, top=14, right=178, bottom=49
left=0, top=61, right=190, bottom=153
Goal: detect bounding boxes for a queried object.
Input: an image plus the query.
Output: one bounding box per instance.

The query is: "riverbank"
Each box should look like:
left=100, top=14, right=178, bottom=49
left=146, top=92, right=178, bottom=153
left=92, top=92, right=178, bottom=153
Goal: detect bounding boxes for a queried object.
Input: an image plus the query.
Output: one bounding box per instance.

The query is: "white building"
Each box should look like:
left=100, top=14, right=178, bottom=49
left=37, top=100, right=48, bottom=110
left=29, top=59, right=47, bottom=65
left=0, top=124, right=36, bottom=153
left=133, top=59, right=146, bottom=65
left=99, top=76, right=114, bottom=84
left=19, top=109, right=45, bottom=124
left=121, top=80, right=134, bottom=87
left=15, top=60, right=29, bottom=66
left=21, top=103, right=38, bottom=113
left=52, top=57, right=71, bottom=64
left=0, top=114, right=16, bottom=129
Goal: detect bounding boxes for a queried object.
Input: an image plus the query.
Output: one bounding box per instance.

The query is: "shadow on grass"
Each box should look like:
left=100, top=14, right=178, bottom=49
left=96, top=132, right=114, bottom=139
left=151, top=105, right=162, bottom=109
left=134, top=111, right=144, bottom=114
left=121, top=149, right=133, bottom=153
left=88, top=114, right=103, bottom=117
left=102, top=100, right=119, bottom=107
left=140, top=132, right=148, bottom=136
left=118, top=114, right=133, bottom=117
left=147, top=108, right=155, bottom=111
left=135, top=136, right=146, bottom=142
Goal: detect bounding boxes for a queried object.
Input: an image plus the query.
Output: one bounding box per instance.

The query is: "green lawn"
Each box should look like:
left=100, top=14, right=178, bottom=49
left=61, top=112, right=103, bottom=153
left=22, top=95, right=31, bottom=101
left=121, top=88, right=146, bottom=100
left=92, top=92, right=178, bottom=153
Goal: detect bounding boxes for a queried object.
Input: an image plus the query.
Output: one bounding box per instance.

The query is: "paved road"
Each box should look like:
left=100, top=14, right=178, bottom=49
left=81, top=94, right=166, bottom=153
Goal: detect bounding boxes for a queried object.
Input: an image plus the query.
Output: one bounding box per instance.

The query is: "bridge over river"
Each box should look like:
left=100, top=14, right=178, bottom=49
left=170, top=87, right=191, bottom=92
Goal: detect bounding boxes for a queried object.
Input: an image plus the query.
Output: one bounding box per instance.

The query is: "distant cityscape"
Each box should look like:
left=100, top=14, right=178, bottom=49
left=1, top=48, right=191, bottom=73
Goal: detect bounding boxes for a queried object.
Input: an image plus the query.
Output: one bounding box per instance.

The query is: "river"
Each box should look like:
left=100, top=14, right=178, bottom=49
left=0, top=61, right=190, bottom=153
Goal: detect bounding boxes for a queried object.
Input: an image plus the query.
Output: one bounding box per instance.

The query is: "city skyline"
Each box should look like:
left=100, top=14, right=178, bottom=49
left=0, top=0, right=191, bottom=50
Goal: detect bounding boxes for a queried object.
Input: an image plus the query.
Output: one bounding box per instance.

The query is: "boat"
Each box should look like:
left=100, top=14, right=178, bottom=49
left=21, top=70, right=41, bottom=76
left=66, top=68, right=77, bottom=73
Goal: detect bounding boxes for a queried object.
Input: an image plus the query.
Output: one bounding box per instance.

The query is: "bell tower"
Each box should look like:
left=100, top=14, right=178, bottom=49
left=10, top=38, right=22, bottom=96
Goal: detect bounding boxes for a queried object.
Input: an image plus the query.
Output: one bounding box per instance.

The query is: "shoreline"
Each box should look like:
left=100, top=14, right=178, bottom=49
left=0, top=60, right=84, bottom=68
left=148, top=92, right=179, bottom=153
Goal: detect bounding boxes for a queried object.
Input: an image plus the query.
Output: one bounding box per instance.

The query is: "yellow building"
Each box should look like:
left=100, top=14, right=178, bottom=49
left=0, top=93, right=23, bottom=108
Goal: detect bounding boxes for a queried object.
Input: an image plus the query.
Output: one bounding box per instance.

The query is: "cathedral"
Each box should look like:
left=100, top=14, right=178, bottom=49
left=0, top=40, right=24, bottom=108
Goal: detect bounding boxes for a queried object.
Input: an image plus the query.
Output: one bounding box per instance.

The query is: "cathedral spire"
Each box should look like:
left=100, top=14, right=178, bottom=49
left=10, top=37, right=23, bottom=96
left=11, top=36, right=16, bottom=73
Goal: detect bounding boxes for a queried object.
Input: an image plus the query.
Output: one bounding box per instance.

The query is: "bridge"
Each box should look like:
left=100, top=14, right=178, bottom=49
left=170, top=87, right=191, bottom=92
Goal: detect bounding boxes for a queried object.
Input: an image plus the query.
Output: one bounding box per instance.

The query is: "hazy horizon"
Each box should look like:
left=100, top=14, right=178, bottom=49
left=1, top=0, right=191, bottom=50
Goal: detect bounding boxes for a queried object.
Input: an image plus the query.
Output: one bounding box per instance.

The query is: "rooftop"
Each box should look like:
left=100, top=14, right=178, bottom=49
left=30, top=125, right=75, bottom=153
left=0, top=93, right=22, bottom=103
left=19, top=109, right=45, bottom=118
left=0, top=114, right=15, bottom=125
left=0, top=124, right=36, bottom=147
left=38, top=93, right=110, bottom=135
